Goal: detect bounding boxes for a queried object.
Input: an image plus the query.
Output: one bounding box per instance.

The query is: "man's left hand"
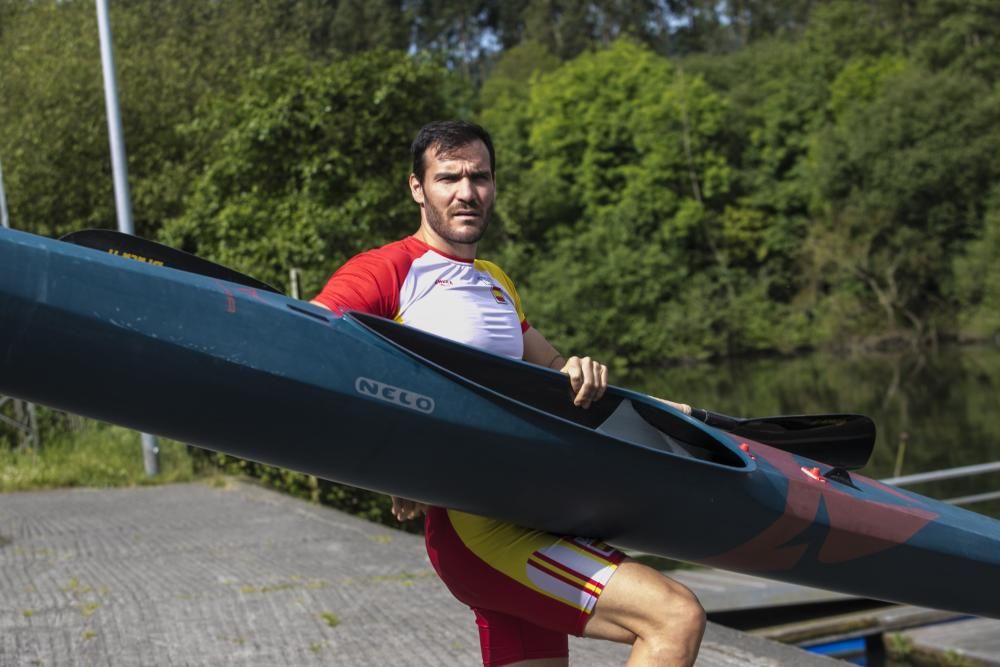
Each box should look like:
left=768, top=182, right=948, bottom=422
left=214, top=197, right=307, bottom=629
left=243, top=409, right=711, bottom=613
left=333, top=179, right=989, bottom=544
left=391, top=496, right=428, bottom=521
left=560, top=356, right=608, bottom=409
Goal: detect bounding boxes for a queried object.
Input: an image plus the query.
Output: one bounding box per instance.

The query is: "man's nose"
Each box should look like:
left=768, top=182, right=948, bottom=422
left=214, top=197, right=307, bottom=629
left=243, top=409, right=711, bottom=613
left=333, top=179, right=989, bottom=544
left=456, top=177, right=476, bottom=201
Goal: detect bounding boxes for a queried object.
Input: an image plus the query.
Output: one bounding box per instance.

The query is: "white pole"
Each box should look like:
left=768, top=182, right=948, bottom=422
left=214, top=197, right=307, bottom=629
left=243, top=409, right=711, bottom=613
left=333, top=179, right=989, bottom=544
left=96, top=0, right=159, bottom=476
left=881, top=461, right=1000, bottom=487
left=0, top=160, right=9, bottom=228
left=96, top=0, right=134, bottom=235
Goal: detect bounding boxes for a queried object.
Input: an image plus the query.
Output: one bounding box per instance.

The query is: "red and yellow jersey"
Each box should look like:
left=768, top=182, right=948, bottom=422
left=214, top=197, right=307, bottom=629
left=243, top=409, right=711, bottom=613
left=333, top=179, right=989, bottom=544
left=313, top=236, right=529, bottom=360
left=315, top=236, right=627, bottom=648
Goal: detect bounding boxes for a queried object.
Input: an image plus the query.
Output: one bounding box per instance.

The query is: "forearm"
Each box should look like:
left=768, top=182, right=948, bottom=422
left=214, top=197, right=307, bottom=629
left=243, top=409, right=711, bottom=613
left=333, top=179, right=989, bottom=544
left=522, top=327, right=690, bottom=413
left=654, top=396, right=693, bottom=416
left=522, top=326, right=565, bottom=369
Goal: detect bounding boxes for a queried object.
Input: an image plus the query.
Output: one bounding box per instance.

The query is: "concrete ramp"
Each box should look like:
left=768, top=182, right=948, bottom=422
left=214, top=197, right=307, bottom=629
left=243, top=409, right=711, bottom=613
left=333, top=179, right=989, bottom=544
left=0, top=481, right=837, bottom=665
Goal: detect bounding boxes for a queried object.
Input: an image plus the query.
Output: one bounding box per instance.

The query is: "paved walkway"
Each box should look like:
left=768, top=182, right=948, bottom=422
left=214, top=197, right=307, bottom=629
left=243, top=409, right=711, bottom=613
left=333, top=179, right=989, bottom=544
left=0, top=481, right=837, bottom=666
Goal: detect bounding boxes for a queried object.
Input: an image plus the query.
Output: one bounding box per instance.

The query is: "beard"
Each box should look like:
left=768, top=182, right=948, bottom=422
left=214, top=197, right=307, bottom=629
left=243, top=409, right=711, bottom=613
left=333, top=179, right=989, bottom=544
left=424, top=199, right=493, bottom=246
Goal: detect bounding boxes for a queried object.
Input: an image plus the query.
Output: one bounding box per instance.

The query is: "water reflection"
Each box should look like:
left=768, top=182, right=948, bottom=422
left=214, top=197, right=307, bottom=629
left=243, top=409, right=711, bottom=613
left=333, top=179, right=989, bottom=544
left=625, top=345, right=1000, bottom=518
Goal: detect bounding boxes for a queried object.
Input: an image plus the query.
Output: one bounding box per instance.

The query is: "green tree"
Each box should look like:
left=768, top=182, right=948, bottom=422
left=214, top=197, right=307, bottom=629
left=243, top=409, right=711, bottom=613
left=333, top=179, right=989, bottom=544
left=663, top=0, right=815, bottom=54
left=326, top=0, right=409, bottom=55
left=160, top=51, right=461, bottom=294
left=477, top=40, right=560, bottom=247
left=0, top=1, right=108, bottom=236
left=0, top=0, right=344, bottom=239
left=912, top=0, right=1000, bottom=83
left=482, top=39, right=774, bottom=368
left=953, top=188, right=1000, bottom=341
left=804, top=63, right=1000, bottom=343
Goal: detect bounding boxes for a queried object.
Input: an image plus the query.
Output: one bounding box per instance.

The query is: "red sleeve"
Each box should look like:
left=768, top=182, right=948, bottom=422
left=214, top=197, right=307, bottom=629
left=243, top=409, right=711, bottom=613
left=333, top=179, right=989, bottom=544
left=312, top=249, right=406, bottom=318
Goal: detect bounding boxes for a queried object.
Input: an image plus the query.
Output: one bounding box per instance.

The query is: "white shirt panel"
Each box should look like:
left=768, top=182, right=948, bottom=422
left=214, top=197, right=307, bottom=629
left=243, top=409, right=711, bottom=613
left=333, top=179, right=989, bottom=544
left=398, top=251, right=524, bottom=360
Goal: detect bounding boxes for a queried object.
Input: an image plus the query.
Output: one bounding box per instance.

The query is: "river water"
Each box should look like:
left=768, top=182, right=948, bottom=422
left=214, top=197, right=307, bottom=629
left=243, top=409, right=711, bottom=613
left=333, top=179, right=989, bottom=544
left=625, top=344, right=1000, bottom=519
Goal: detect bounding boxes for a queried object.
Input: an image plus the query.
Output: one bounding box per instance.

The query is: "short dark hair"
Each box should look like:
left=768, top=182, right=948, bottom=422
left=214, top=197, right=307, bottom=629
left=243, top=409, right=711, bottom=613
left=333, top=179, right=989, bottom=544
left=411, top=120, right=495, bottom=183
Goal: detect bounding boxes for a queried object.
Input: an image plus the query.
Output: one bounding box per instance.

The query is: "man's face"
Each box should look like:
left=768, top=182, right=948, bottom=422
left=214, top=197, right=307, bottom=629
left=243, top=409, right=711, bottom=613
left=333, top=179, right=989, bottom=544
left=410, top=139, right=495, bottom=247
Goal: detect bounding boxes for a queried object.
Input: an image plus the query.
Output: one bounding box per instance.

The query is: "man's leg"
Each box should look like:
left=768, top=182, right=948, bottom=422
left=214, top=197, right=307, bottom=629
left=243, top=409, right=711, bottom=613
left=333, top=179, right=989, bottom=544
left=425, top=508, right=698, bottom=665
left=474, top=608, right=569, bottom=667
left=581, top=559, right=705, bottom=666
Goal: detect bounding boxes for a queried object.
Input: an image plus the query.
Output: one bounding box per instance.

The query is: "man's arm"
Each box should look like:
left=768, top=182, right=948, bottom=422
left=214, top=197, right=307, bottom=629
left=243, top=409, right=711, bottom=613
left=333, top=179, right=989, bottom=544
left=522, top=327, right=692, bottom=415
left=522, top=326, right=607, bottom=409
left=521, top=326, right=566, bottom=370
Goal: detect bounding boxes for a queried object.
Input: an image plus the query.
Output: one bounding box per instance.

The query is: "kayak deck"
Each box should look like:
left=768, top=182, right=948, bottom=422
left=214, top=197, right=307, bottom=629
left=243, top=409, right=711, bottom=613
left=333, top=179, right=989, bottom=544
left=350, top=311, right=744, bottom=467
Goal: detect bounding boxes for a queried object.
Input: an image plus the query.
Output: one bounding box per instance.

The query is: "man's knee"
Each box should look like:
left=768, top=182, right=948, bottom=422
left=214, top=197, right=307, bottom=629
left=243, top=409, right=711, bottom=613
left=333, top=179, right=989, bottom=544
left=652, top=578, right=705, bottom=636
left=585, top=561, right=705, bottom=647
left=675, top=590, right=707, bottom=636
left=643, top=580, right=705, bottom=665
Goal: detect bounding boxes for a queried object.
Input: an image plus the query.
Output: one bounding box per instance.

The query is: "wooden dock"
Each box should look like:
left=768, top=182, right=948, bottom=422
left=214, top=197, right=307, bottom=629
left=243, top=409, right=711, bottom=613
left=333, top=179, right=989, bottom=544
left=754, top=604, right=965, bottom=645
left=668, top=566, right=1000, bottom=666
left=886, top=618, right=1000, bottom=666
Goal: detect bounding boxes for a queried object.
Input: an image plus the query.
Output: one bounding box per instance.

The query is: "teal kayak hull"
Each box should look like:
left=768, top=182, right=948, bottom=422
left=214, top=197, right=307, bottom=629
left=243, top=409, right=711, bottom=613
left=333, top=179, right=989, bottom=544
left=1, top=227, right=999, bottom=618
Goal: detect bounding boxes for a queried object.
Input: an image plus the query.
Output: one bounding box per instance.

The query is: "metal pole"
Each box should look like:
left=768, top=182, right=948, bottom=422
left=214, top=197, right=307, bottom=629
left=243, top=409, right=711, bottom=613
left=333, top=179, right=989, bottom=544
left=0, top=160, right=10, bottom=228
left=945, top=490, right=1000, bottom=507
left=27, top=402, right=39, bottom=450
left=96, top=0, right=134, bottom=235
left=96, top=0, right=159, bottom=475
left=880, top=461, right=1000, bottom=487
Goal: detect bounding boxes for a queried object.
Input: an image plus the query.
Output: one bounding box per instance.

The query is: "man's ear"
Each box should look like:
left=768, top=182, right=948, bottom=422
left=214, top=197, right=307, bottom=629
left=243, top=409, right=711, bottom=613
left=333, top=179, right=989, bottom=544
left=409, top=173, right=424, bottom=205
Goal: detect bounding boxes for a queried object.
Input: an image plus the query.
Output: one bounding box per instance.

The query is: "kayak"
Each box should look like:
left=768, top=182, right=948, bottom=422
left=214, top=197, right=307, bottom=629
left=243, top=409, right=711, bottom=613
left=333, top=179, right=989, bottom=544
left=1, top=226, right=998, bottom=619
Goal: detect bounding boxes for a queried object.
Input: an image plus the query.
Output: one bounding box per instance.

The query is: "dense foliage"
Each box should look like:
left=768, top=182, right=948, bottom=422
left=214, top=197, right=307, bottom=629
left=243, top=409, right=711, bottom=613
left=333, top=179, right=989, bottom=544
left=4, top=0, right=998, bottom=368
left=3, top=0, right=1000, bottom=516
left=159, top=51, right=464, bottom=291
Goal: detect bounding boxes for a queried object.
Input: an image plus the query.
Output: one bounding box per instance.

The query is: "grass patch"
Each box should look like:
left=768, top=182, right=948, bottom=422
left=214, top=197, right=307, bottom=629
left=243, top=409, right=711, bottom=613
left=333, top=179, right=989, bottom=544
left=239, top=582, right=296, bottom=594
left=0, top=422, right=202, bottom=492
left=372, top=571, right=435, bottom=585
left=884, top=632, right=913, bottom=660
left=319, top=612, right=340, bottom=628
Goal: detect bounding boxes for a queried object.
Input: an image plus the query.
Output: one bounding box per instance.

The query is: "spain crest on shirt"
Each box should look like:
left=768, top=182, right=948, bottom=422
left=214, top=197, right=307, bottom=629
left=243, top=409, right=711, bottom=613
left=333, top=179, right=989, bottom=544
left=490, top=286, right=507, bottom=304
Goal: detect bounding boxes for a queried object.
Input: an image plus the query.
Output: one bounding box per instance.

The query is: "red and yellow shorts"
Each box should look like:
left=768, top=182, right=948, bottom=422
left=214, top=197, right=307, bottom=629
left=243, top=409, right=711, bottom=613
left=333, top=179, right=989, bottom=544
left=424, top=507, right=626, bottom=666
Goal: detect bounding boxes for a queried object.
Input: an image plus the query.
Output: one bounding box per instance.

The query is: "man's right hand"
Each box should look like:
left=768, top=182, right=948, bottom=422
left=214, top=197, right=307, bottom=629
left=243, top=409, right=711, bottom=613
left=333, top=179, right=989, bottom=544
left=391, top=496, right=428, bottom=521
left=560, top=355, right=608, bottom=409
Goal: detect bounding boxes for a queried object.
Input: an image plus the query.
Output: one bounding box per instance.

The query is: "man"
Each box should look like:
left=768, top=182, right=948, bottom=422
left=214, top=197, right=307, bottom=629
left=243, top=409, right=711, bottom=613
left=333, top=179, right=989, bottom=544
left=312, top=121, right=705, bottom=666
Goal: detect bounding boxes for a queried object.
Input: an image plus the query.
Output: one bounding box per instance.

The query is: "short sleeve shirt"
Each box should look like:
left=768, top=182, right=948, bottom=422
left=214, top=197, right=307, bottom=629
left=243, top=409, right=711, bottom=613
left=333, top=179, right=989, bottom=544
left=313, top=236, right=529, bottom=360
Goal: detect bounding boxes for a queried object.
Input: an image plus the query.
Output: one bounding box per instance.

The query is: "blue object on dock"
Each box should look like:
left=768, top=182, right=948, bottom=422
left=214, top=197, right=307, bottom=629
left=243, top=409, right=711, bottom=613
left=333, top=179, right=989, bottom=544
left=804, top=636, right=867, bottom=664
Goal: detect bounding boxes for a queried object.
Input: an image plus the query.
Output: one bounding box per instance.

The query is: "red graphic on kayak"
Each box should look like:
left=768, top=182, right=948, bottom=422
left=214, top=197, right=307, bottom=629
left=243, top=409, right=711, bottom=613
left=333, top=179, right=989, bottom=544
left=214, top=280, right=237, bottom=313
left=236, top=286, right=264, bottom=302
left=706, top=442, right=938, bottom=572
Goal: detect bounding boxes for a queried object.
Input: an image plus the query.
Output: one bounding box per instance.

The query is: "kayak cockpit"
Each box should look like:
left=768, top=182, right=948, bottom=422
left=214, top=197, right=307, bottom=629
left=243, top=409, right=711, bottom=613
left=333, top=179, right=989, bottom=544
left=349, top=312, right=745, bottom=468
